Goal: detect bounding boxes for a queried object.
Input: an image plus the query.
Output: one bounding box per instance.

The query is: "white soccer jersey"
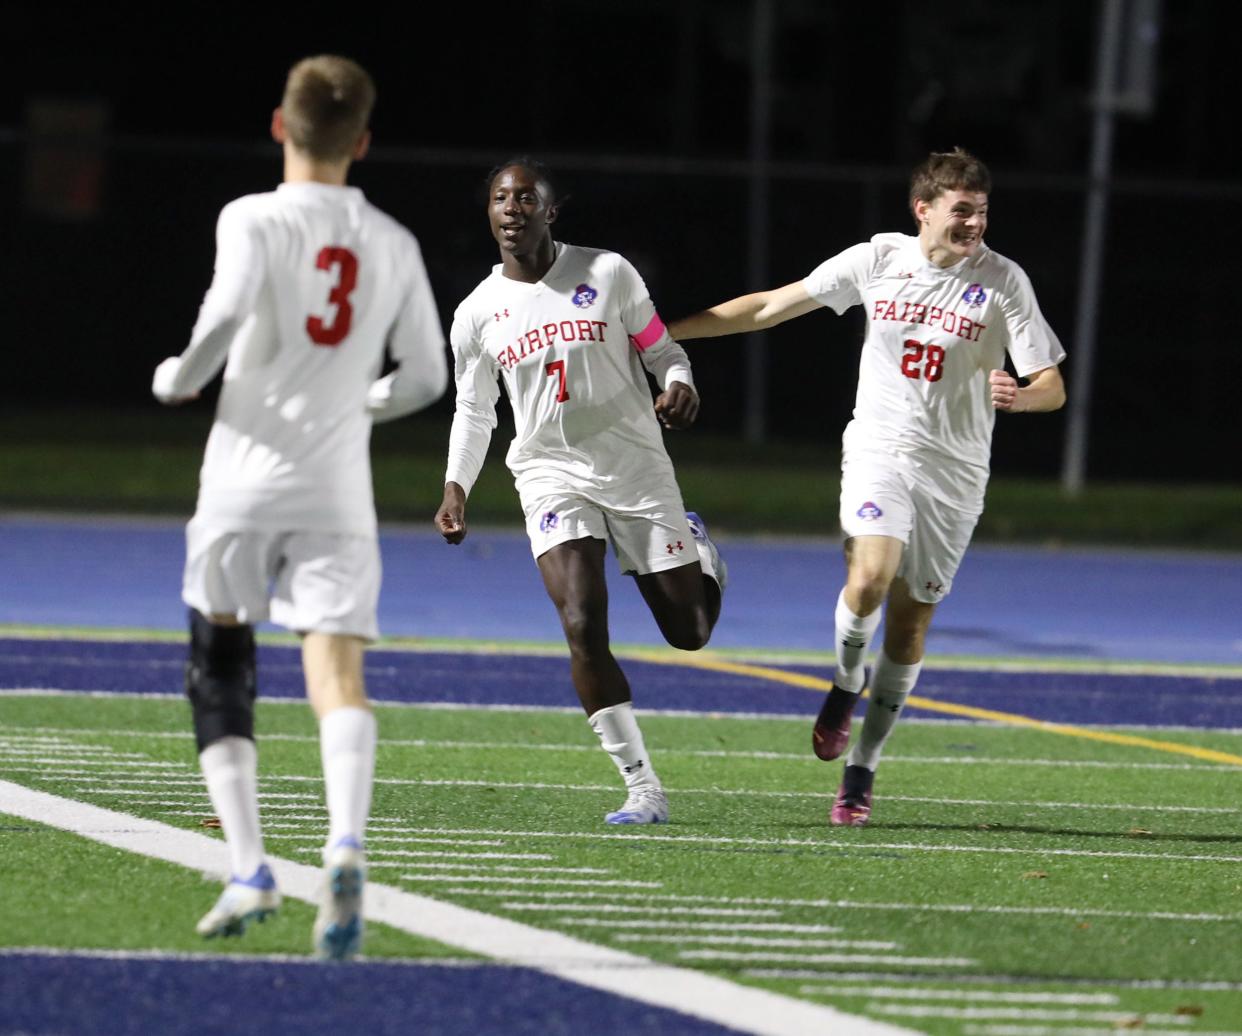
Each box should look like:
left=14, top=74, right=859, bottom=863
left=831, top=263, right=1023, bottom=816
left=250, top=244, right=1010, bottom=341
left=444, top=243, right=693, bottom=501
left=152, top=182, right=447, bottom=535
left=805, top=232, right=1065, bottom=483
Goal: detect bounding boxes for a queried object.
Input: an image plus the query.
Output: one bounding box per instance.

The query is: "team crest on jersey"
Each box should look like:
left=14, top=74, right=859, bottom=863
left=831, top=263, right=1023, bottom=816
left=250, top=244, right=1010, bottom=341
left=572, top=283, right=598, bottom=309
left=962, top=283, right=987, bottom=306
left=856, top=501, right=883, bottom=521
left=540, top=511, right=560, bottom=533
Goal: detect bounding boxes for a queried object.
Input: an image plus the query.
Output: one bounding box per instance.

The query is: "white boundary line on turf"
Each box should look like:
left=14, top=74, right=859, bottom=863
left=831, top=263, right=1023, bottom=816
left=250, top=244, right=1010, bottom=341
left=0, top=780, right=915, bottom=1036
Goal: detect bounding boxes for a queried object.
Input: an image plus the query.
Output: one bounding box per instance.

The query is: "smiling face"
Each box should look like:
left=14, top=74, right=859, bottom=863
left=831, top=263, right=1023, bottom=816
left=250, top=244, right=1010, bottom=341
left=488, top=164, right=557, bottom=262
left=915, top=189, right=988, bottom=268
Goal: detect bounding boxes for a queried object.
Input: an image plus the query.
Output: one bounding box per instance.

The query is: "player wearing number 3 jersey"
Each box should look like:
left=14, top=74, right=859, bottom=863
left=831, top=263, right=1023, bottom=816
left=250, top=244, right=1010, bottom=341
left=671, top=148, right=1066, bottom=828
left=436, top=158, right=726, bottom=827
left=151, top=56, right=447, bottom=958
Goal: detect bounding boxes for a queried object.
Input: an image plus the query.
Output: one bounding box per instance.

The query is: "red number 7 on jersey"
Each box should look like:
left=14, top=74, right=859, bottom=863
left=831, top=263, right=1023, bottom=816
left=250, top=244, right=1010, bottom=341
left=545, top=359, right=570, bottom=402
left=306, top=247, right=359, bottom=347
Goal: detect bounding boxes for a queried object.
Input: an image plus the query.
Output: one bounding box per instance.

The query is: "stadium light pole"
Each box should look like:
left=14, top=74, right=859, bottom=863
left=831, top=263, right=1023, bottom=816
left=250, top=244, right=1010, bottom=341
left=1061, top=0, right=1123, bottom=496
left=743, top=0, right=774, bottom=445
left=1062, top=0, right=1160, bottom=494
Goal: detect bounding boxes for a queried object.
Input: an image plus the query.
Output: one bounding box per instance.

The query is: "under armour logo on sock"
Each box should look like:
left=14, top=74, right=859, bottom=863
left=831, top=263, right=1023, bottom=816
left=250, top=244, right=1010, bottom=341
left=622, top=760, right=645, bottom=774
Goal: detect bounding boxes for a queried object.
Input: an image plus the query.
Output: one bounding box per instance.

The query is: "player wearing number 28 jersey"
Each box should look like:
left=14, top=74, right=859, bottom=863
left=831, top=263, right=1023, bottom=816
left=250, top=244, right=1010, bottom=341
left=671, top=148, right=1065, bottom=829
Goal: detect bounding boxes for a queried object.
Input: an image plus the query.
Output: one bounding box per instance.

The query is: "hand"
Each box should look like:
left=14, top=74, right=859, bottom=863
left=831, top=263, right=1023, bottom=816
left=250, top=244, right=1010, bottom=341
left=151, top=357, right=200, bottom=405
left=989, top=369, right=1020, bottom=412
left=654, top=381, right=700, bottom=430
left=435, top=482, right=468, bottom=544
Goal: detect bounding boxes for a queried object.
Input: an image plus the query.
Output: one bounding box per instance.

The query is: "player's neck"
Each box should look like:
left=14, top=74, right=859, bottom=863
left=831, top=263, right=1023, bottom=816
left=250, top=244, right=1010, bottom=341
left=500, top=239, right=557, bottom=283
left=282, top=146, right=351, bottom=187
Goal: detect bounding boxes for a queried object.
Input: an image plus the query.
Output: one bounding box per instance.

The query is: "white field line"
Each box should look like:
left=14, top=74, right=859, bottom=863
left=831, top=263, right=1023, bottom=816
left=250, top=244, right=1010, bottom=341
left=0, top=779, right=914, bottom=1036
left=680, top=950, right=978, bottom=967
left=800, top=986, right=1119, bottom=1005
left=963, top=1028, right=1242, bottom=1036
left=511, top=904, right=784, bottom=918
left=357, top=850, right=557, bottom=862
left=5, top=722, right=1241, bottom=771
left=614, top=935, right=900, bottom=951
left=263, top=830, right=508, bottom=847
left=567, top=920, right=844, bottom=934
left=399, top=873, right=660, bottom=889
left=756, top=970, right=1242, bottom=993
left=391, top=862, right=613, bottom=875
left=319, top=824, right=1242, bottom=865
left=0, top=758, right=184, bottom=770
left=873, top=1005, right=1190, bottom=1024
left=371, top=888, right=1242, bottom=923
left=160, top=804, right=325, bottom=814
left=48, top=776, right=203, bottom=786
left=83, top=789, right=315, bottom=802
left=20, top=767, right=1242, bottom=815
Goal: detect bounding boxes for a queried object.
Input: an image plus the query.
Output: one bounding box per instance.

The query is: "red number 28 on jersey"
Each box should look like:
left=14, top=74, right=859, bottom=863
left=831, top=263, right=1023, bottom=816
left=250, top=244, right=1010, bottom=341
left=306, top=247, right=359, bottom=347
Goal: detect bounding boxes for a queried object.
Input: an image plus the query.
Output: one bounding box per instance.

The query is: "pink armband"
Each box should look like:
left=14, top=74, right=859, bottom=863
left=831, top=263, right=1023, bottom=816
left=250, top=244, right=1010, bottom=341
left=629, top=313, right=667, bottom=352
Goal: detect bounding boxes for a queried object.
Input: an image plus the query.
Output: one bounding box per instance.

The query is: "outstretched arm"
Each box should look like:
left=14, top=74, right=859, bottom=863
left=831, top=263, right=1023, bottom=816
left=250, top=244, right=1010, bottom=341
left=152, top=204, right=265, bottom=405
left=990, top=366, right=1066, bottom=413
left=669, top=281, right=823, bottom=341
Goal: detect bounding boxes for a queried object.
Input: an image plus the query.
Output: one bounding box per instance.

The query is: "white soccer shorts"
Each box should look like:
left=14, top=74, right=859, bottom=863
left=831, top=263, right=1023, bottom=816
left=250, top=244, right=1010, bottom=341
left=838, top=450, right=983, bottom=604
left=519, top=483, right=698, bottom=577
left=182, top=522, right=381, bottom=639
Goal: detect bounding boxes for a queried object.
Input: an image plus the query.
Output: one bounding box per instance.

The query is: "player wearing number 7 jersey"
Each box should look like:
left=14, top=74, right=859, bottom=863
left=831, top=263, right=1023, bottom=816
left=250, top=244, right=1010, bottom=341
left=151, top=55, right=447, bottom=957
left=435, top=157, right=726, bottom=826
left=670, top=148, right=1066, bottom=828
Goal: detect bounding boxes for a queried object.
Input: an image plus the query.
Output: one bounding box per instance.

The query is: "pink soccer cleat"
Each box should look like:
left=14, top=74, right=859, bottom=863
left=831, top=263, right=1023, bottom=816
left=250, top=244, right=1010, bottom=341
left=812, top=686, right=861, bottom=761
left=830, top=764, right=875, bottom=827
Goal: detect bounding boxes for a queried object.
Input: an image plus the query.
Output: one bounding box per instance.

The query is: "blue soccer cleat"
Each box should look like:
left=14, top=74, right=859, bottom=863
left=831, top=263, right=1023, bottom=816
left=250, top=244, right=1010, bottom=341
left=605, top=785, right=669, bottom=825
left=313, top=837, right=366, bottom=960
left=196, top=863, right=280, bottom=938
left=685, top=511, right=727, bottom=592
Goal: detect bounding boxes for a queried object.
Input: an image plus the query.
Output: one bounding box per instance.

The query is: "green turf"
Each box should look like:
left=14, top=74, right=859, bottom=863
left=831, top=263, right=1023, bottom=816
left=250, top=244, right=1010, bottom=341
left=3, top=691, right=1241, bottom=1034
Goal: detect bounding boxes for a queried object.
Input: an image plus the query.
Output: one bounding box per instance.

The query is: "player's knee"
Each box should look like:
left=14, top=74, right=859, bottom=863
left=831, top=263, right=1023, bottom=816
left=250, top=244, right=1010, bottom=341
left=186, top=609, right=257, bottom=752
left=558, top=604, right=608, bottom=655
left=661, top=612, right=712, bottom=652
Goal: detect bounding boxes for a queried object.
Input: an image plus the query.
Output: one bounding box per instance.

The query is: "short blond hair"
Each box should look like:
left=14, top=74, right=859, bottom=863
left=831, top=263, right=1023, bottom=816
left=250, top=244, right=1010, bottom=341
left=281, top=55, right=375, bottom=161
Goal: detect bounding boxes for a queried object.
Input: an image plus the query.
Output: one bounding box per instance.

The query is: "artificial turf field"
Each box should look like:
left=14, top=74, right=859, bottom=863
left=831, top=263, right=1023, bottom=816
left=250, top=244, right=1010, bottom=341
left=2, top=636, right=1241, bottom=1035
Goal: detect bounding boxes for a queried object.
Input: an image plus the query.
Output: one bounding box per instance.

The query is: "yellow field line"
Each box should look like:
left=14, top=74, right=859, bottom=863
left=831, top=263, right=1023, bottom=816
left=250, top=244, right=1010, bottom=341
left=623, top=651, right=1242, bottom=768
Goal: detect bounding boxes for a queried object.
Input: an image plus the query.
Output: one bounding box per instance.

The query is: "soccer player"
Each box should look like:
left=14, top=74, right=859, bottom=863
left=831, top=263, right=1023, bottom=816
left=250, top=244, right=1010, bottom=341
left=670, top=148, right=1065, bottom=826
left=435, top=157, right=725, bottom=825
left=151, top=55, right=447, bottom=956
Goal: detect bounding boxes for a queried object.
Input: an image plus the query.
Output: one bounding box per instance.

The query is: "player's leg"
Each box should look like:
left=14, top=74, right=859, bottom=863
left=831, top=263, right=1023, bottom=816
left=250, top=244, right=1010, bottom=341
left=831, top=484, right=977, bottom=827
left=538, top=536, right=667, bottom=824
left=274, top=532, right=380, bottom=960
left=619, top=505, right=723, bottom=650
left=182, top=525, right=280, bottom=937
left=815, top=456, right=914, bottom=762
left=831, top=577, right=934, bottom=827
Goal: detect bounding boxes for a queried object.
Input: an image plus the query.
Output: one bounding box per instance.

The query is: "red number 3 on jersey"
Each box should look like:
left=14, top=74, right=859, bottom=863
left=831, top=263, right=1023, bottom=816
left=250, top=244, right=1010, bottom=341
left=306, top=246, right=359, bottom=347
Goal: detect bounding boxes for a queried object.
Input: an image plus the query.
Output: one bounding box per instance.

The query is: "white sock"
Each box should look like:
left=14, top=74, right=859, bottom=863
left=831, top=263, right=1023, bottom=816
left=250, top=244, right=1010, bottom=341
left=199, top=736, right=265, bottom=879
left=588, top=702, right=660, bottom=790
left=834, top=589, right=882, bottom=694
left=847, top=649, right=922, bottom=770
left=320, top=706, right=377, bottom=852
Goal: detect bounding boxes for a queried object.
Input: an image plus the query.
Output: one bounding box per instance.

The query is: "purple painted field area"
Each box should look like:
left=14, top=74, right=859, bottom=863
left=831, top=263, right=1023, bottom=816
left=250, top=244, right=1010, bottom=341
left=0, top=953, right=742, bottom=1036
left=3, top=637, right=1241, bottom=729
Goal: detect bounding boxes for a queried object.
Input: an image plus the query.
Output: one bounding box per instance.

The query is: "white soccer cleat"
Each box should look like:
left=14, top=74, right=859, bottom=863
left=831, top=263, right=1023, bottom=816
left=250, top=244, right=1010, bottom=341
left=605, top=784, right=669, bottom=825
left=195, top=864, right=280, bottom=938
left=685, top=511, right=727, bottom=593
left=313, top=838, right=366, bottom=960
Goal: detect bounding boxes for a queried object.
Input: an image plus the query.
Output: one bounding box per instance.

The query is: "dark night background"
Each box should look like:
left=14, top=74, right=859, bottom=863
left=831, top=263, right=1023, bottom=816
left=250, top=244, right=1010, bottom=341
left=2, top=0, right=1237, bottom=483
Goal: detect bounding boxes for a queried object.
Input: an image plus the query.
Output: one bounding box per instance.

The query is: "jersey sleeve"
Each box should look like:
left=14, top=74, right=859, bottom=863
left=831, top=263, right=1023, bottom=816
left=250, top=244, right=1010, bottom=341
left=152, top=201, right=267, bottom=402
left=443, top=309, right=501, bottom=496
left=998, top=264, right=1067, bottom=378
left=614, top=254, right=694, bottom=391
left=801, top=242, right=875, bottom=315
left=367, top=236, right=449, bottom=423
